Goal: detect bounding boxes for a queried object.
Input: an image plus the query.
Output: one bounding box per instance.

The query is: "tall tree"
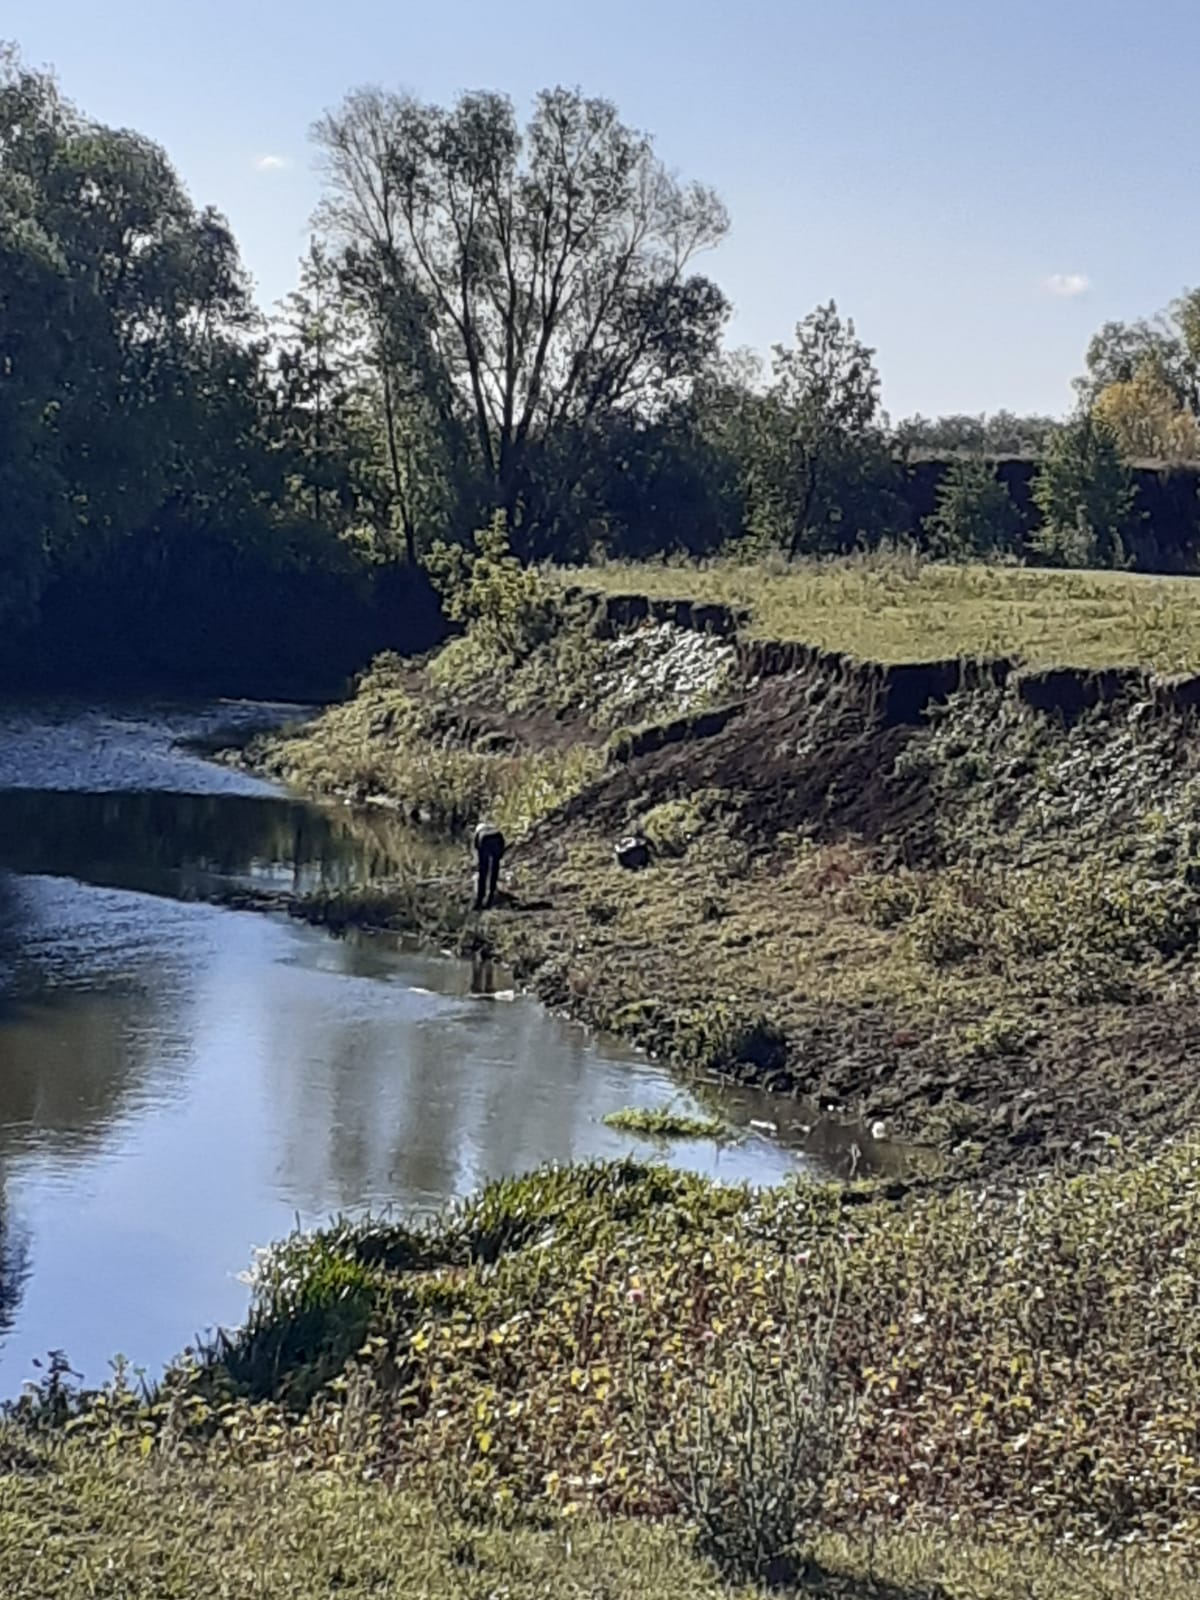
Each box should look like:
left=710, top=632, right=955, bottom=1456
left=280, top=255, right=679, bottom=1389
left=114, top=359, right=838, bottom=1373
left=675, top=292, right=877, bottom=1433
left=1092, top=364, right=1200, bottom=463
left=311, top=84, right=730, bottom=551
left=1079, top=289, right=1200, bottom=412
left=335, top=242, right=465, bottom=563
left=892, top=411, right=1059, bottom=458
left=748, top=302, right=896, bottom=556
left=0, top=47, right=259, bottom=572
left=274, top=240, right=371, bottom=531
left=1031, top=413, right=1135, bottom=569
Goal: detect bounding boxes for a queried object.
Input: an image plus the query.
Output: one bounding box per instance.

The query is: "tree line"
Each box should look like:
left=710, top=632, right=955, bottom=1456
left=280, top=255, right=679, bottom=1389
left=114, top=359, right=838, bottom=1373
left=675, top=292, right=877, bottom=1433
left=3, top=46, right=1198, bottom=688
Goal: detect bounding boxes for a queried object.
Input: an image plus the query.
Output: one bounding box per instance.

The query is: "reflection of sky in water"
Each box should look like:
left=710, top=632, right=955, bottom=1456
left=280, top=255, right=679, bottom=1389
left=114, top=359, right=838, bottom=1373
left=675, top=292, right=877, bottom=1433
left=0, top=699, right=296, bottom=794
left=0, top=700, right=803, bottom=1389
left=0, top=884, right=798, bottom=1387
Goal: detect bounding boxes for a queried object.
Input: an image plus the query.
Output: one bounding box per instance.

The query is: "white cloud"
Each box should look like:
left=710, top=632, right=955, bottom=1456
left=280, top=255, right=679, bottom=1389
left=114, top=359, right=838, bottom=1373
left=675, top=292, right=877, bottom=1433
left=1044, top=272, right=1091, bottom=299
left=253, top=154, right=289, bottom=172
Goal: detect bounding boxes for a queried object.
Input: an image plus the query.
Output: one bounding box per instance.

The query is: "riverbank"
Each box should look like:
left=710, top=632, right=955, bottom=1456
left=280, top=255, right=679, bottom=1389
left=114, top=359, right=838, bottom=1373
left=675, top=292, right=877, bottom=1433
left=9, top=569, right=1200, bottom=1592
left=242, top=555, right=1200, bottom=1186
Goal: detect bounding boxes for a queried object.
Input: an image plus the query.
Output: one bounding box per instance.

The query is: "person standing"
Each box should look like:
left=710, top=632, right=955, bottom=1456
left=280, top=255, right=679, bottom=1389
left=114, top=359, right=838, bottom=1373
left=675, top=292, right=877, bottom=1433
left=473, top=821, right=506, bottom=910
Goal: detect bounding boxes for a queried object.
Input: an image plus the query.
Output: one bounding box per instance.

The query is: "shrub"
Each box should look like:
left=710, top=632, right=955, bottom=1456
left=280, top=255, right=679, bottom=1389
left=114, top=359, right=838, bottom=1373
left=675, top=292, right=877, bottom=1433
left=923, top=458, right=1022, bottom=561
left=852, top=868, right=927, bottom=928
left=426, top=513, right=561, bottom=666
left=640, top=798, right=711, bottom=859
left=212, top=1234, right=389, bottom=1406
left=633, top=1303, right=854, bottom=1586
left=1031, top=414, right=1135, bottom=569
left=671, top=1003, right=788, bottom=1077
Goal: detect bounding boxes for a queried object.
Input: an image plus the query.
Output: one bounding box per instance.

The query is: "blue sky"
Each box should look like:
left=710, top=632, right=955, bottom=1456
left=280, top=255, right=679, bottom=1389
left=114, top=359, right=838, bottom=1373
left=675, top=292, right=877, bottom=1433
left=6, top=0, right=1198, bottom=417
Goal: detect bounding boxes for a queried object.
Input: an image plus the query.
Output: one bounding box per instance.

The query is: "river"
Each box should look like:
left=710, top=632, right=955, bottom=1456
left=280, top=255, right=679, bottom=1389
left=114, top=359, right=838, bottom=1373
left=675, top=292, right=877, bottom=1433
left=0, top=699, right=811, bottom=1391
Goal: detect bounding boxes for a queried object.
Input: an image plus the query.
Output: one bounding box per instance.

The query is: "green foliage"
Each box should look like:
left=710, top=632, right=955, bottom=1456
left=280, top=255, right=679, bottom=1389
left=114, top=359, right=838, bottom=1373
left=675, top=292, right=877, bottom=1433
left=255, top=685, right=602, bottom=841
left=0, top=48, right=401, bottom=690
left=746, top=301, right=901, bottom=557
left=670, top=1003, right=788, bottom=1077
left=636, top=1306, right=853, bottom=1585
left=214, top=1237, right=387, bottom=1406
left=1031, top=414, right=1136, bottom=568
left=427, top=514, right=561, bottom=666
left=923, top=458, right=1022, bottom=561
left=892, top=410, right=1060, bottom=457
left=639, top=798, right=712, bottom=859
left=1080, top=286, right=1200, bottom=413
left=314, top=84, right=729, bottom=555
left=25, top=1139, right=1200, bottom=1574
left=2, top=1444, right=1199, bottom=1600
left=0, top=1445, right=764, bottom=1598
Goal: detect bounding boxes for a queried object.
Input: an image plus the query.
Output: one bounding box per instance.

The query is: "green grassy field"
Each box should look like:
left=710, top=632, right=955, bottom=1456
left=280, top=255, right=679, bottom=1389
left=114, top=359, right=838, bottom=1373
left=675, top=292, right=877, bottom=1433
left=566, top=553, right=1200, bottom=671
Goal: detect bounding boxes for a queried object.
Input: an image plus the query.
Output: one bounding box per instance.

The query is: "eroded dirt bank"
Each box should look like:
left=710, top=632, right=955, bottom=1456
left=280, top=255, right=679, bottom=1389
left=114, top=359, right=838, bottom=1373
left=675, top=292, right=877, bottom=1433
left=249, top=595, right=1200, bottom=1185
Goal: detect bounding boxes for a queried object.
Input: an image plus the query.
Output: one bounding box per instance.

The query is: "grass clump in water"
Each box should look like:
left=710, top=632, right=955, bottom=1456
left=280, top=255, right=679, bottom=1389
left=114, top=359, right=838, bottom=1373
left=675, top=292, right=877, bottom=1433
left=603, top=1105, right=728, bottom=1140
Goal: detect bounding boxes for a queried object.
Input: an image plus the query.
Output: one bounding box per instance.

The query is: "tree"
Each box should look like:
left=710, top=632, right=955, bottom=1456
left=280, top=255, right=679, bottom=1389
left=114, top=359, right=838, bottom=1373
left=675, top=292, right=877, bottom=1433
left=747, top=302, right=897, bottom=556
left=1031, top=414, right=1135, bottom=569
left=1079, top=288, right=1200, bottom=412
left=311, top=84, right=730, bottom=552
left=275, top=241, right=358, bottom=528
left=0, top=47, right=261, bottom=573
left=0, top=45, right=378, bottom=689
left=1092, top=364, right=1200, bottom=463
left=923, top=459, right=1021, bottom=561
left=335, top=242, right=466, bottom=563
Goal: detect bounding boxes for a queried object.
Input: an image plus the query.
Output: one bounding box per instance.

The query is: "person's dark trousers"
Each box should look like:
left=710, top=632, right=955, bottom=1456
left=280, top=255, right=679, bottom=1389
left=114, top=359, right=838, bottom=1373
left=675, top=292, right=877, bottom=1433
left=474, top=830, right=505, bottom=909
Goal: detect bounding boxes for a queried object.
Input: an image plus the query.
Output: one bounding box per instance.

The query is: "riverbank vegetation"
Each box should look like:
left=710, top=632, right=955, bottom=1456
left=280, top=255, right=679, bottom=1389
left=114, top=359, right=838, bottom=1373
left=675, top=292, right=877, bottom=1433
left=9, top=1442, right=1198, bottom=1599
left=7, top=1144, right=1200, bottom=1594
left=602, top=1106, right=729, bottom=1139
left=12, top=35, right=1200, bottom=1599
left=254, top=550, right=1200, bottom=1186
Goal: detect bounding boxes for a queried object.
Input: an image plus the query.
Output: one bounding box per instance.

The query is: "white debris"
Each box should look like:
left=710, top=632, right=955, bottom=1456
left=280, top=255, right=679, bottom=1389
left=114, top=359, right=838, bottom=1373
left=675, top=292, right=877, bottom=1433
left=592, top=622, right=737, bottom=726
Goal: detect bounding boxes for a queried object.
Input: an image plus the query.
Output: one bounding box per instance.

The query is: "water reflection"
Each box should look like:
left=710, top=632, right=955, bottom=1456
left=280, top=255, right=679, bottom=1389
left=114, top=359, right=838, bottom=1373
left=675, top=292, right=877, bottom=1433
left=0, top=700, right=928, bottom=1388
left=0, top=698, right=903, bottom=1393
left=0, top=788, right=454, bottom=902
left=0, top=864, right=801, bottom=1388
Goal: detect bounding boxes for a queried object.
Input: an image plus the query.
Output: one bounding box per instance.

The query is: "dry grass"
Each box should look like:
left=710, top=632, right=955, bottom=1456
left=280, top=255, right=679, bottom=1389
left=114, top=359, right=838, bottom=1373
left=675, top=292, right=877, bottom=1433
left=250, top=680, right=604, bottom=840
left=565, top=552, right=1200, bottom=670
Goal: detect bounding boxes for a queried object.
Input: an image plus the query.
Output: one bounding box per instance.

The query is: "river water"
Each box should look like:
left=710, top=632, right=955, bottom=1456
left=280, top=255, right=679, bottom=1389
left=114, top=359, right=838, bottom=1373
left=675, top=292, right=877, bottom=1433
left=0, top=700, right=810, bottom=1391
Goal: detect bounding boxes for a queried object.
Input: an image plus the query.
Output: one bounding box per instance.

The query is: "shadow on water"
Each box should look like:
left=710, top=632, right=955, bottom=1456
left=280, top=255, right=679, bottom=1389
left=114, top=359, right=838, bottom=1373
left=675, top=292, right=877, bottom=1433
left=0, top=788, right=457, bottom=903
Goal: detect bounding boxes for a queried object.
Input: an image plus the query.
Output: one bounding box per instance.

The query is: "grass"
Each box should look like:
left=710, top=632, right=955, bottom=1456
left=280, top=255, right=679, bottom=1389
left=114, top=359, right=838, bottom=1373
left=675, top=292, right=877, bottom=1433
left=242, top=568, right=1200, bottom=1179
left=603, top=1105, right=729, bottom=1139
left=4, top=1440, right=1199, bottom=1600
left=247, top=670, right=605, bottom=840
left=565, top=550, right=1200, bottom=671
left=148, top=554, right=1200, bottom=1597
left=0, top=1446, right=750, bottom=1600
left=468, top=663, right=1200, bottom=1181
